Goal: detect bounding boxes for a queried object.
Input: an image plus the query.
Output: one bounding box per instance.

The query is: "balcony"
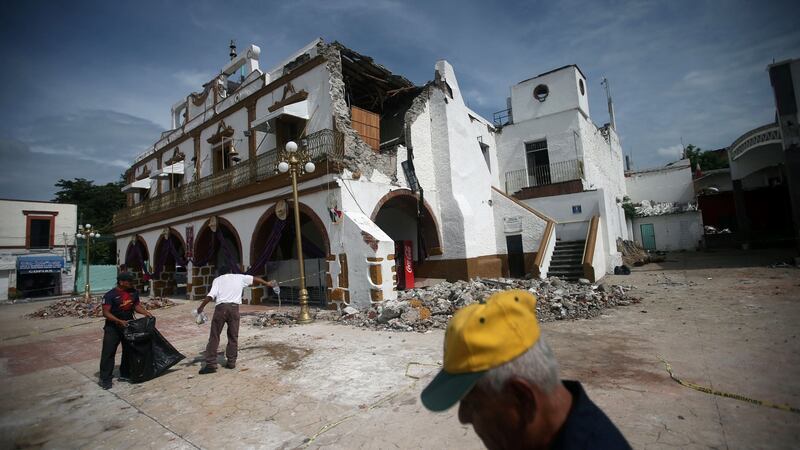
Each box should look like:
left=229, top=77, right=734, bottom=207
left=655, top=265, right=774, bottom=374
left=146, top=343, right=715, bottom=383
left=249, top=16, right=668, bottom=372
left=114, top=129, right=344, bottom=227
left=504, top=159, right=584, bottom=199
left=728, top=123, right=782, bottom=161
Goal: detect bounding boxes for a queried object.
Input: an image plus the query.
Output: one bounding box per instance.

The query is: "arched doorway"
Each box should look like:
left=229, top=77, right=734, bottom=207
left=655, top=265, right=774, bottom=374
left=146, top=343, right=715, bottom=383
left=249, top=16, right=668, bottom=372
left=194, top=217, right=242, bottom=274
left=250, top=203, right=329, bottom=305
left=123, top=236, right=150, bottom=293
left=371, top=190, right=442, bottom=288
left=153, top=229, right=186, bottom=297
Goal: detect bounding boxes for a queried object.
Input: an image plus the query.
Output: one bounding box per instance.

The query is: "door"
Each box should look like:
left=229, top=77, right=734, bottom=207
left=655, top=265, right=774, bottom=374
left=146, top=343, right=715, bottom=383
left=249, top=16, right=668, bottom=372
left=506, top=235, right=525, bottom=278
left=525, top=140, right=551, bottom=186
left=640, top=224, right=656, bottom=251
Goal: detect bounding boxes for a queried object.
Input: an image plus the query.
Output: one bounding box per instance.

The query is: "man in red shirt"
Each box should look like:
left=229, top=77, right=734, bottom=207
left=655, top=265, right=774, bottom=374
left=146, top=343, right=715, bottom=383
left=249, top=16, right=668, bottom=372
left=99, top=272, right=153, bottom=389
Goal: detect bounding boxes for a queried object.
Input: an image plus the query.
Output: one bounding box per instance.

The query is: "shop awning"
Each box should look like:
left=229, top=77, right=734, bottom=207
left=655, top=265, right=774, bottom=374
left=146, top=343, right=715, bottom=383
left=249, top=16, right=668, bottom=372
left=151, top=161, right=185, bottom=178
left=121, top=178, right=153, bottom=193
left=17, top=255, right=64, bottom=274
left=251, top=100, right=309, bottom=132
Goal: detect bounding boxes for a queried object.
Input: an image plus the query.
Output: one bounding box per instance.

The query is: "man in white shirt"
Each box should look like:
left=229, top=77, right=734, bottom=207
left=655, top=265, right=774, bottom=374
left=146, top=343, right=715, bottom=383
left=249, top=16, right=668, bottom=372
left=196, top=268, right=274, bottom=374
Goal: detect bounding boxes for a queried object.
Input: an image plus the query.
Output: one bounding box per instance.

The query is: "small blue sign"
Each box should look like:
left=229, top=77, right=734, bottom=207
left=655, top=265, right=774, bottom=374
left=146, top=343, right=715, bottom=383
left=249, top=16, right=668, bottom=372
left=572, top=205, right=582, bottom=214
left=17, top=255, right=65, bottom=274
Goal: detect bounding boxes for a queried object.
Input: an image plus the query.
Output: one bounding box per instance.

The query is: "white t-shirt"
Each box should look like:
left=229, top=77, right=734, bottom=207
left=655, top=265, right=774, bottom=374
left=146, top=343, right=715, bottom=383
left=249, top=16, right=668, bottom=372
left=208, top=274, right=254, bottom=305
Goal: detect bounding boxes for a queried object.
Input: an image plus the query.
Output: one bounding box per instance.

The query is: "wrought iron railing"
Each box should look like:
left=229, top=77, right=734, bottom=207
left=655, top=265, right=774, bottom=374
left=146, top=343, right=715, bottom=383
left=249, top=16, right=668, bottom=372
left=493, top=108, right=512, bottom=127
left=504, top=159, right=584, bottom=194
left=114, top=129, right=344, bottom=226
left=728, top=122, right=782, bottom=161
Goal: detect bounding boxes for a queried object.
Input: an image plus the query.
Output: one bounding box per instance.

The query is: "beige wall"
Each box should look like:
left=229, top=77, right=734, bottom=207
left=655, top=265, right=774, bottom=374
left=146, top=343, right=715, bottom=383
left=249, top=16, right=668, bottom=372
left=0, top=200, right=77, bottom=248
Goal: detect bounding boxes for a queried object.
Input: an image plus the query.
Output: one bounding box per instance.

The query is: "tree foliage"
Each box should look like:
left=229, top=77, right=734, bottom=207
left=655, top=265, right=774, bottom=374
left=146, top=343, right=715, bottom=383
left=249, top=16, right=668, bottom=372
left=53, top=177, right=126, bottom=264
left=684, top=144, right=729, bottom=172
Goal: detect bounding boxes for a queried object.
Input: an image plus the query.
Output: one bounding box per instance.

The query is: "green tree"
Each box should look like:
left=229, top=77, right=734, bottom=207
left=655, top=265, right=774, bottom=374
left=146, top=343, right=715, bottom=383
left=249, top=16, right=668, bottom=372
left=684, top=144, right=729, bottom=172
left=53, top=177, right=126, bottom=264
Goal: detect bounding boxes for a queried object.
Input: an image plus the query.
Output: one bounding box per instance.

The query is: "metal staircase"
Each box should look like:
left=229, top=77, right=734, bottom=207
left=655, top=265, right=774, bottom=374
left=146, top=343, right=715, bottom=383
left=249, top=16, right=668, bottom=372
left=547, top=240, right=585, bottom=281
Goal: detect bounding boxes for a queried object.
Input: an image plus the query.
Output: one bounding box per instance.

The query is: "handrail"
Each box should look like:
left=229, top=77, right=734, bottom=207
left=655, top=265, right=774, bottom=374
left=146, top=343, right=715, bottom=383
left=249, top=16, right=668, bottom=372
left=532, top=221, right=554, bottom=278
left=491, top=187, right=556, bottom=223
left=582, top=215, right=600, bottom=282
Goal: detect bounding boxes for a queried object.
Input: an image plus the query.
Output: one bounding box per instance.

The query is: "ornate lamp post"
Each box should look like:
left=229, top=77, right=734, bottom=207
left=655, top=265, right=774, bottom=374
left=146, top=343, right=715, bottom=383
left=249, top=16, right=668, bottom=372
left=75, top=224, right=100, bottom=300
left=277, top=141, right=316, bottom=323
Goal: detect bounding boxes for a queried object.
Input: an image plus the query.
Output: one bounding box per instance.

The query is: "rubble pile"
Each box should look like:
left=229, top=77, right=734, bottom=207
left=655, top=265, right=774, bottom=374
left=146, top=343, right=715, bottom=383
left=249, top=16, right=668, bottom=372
left=28, top=296, right=177, bottom=319
left=252, top=311, right=301, bottom=327
left=635, top=200, right=698, bottom=217
left=617, top=239, right=663, bottom=266
left=337, top=277, right=639, bottom=332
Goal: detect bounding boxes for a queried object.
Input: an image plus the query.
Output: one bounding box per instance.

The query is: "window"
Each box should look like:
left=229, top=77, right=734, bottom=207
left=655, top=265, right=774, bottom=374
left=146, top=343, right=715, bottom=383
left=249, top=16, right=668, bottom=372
left=27, top=217, right=52, bottom=249
left=533, top=84, right=549, bottom=102
left=579, top=79, right=585, bottom=96
left=525, top=140, right=551, bottom=186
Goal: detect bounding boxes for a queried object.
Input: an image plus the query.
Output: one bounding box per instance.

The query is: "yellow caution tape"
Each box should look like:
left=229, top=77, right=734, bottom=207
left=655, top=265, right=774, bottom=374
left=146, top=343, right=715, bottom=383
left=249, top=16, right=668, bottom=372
left=657, top=355, right=800, bottom=414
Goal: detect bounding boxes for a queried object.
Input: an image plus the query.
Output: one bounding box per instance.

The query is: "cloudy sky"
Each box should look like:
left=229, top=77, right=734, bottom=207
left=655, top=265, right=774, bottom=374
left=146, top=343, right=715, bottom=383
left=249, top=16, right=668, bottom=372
left=1, top=0, right=798, bottom=200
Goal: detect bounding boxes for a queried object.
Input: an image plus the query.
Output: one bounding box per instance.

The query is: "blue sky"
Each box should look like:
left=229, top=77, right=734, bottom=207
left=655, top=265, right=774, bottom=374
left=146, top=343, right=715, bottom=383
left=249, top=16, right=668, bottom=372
left=1, top=0, right=798, bottom=200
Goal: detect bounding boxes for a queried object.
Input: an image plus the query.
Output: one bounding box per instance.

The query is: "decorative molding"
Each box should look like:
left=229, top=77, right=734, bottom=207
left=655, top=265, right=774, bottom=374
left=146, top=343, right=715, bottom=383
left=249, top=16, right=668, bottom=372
left=22, top=210, right=59, bottom=216
left=268, top=90, right=309, bottom=113
left=136, top=166, right=151, bottom=181
left=190, top=77, right=225, bottom=106
left=165, top=149, right=186, bottom=165
left=207, top=120, right=235, bottom=145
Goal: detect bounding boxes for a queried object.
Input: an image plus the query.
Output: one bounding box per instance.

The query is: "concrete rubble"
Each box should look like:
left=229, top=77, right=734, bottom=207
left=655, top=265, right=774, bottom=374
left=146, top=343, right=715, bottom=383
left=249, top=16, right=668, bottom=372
left=634, top=200, right=698, bottom=217
left=617, top=238, right=665, bottom=266
left=27, top=296, right=177, bottom=319
left=248, top=277, right=638, bottom=333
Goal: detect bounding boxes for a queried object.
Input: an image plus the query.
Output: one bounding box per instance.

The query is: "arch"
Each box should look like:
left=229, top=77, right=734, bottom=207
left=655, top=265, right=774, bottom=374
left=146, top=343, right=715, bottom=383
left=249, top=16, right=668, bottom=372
left=124, top=235, right=150, bottom=271
left=193, top=216, right=243, bottom=270
left=154, top=228, right=187, bottom=270
left=370, top=189, right=443, bottom=256
left=250, top=201, right=331, bottom=274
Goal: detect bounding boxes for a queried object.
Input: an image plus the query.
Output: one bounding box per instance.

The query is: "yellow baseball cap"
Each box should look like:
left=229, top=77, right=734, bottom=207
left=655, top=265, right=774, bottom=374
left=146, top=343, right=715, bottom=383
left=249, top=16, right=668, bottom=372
left=420, top=289, right=540, bottom=411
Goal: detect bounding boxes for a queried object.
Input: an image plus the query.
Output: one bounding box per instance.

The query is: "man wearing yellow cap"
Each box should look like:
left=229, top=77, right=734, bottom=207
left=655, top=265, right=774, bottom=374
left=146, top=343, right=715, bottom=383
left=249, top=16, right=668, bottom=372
left=421, top=290, right=630, bottom=449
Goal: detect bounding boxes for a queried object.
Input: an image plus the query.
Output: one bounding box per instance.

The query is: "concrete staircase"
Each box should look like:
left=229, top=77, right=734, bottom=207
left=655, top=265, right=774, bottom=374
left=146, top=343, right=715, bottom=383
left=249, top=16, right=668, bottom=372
left=547, top=240, right=585, bottom=281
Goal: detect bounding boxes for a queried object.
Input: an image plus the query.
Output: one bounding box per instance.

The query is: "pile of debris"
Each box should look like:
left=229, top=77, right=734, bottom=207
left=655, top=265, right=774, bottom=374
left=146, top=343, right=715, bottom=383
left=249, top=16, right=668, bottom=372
left=635, top=200, right=698, bottom=217
left=617, top=239, right=664, bottom=266
left=28, top=296, right=177, bottom=319
left=252, top=311, right=302, bottom=327
left=336, top=277, right=639, bottom=332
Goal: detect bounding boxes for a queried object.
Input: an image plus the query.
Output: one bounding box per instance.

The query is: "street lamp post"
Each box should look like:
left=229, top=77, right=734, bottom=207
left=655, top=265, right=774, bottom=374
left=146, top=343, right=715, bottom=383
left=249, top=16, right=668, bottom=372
left=277, top=141, right=316, bottom=324
left=76, top=224, right=100, bottom=300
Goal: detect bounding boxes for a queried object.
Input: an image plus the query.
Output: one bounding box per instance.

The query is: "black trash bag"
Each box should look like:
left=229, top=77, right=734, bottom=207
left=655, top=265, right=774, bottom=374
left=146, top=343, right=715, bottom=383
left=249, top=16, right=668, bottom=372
left=614, top=265, right=631, bottom=275
left=123, top=316, right=185, bottom=383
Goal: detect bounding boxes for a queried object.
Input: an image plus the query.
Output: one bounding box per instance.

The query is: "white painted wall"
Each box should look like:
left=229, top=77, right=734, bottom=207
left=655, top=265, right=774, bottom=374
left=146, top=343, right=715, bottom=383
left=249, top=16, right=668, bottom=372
left=427, top=61, right=498, bottom=260
left=626, top=160, right=694, bottom=204
left=524, top=190, right=600, bottom=241
left=495, top=113, right=583, bottom=190
left=490, top=190, right=548, bottom=257
left=631, top=212, right=704, bottom=251
left=0, top=200, right=78, bottom=248
left=510, top=66, right=589, bottom=124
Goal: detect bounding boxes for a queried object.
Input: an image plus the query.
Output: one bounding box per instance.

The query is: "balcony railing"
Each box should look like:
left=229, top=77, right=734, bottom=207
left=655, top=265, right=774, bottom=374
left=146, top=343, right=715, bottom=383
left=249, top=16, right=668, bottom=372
left=114, top=129, right=344, bottom=226
left=504, top=159, right=584, bottom=194
left=728, top=122, right=782, bottom=161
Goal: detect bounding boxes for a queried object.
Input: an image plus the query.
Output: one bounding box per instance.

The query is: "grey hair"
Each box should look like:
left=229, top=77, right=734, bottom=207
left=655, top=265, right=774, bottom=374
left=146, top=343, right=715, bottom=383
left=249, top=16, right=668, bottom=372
left=478, top=338, right=560, bottom=394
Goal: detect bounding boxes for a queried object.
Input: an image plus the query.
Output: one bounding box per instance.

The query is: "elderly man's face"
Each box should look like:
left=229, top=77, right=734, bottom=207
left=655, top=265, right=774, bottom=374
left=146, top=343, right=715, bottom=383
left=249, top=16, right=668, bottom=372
left=458, top=383, right=529, bottom=450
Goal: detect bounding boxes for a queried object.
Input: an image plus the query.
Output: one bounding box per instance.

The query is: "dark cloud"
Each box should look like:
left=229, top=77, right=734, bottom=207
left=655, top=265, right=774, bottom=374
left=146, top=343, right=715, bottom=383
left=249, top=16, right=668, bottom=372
left=1, top=0, right=799, bottom=179
left=0, top=110, right=163, bottom=201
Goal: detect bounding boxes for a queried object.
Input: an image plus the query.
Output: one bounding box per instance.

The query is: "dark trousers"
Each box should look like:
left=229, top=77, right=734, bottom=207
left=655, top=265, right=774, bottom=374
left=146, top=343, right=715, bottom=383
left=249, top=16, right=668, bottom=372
left=100, top=323, right=130, bottom=382
left=204, top=304, right=240, bottom=367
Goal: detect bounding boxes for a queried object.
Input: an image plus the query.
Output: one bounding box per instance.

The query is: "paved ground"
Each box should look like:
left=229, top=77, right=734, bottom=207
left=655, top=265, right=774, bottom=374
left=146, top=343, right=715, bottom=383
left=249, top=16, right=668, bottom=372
left=0, top=249, right=798, bottom=449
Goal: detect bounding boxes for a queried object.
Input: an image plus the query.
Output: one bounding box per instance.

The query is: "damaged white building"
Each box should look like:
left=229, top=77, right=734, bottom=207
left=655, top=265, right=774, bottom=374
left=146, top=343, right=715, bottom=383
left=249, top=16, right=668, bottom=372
left=113, top=39, right=629, bottom=309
